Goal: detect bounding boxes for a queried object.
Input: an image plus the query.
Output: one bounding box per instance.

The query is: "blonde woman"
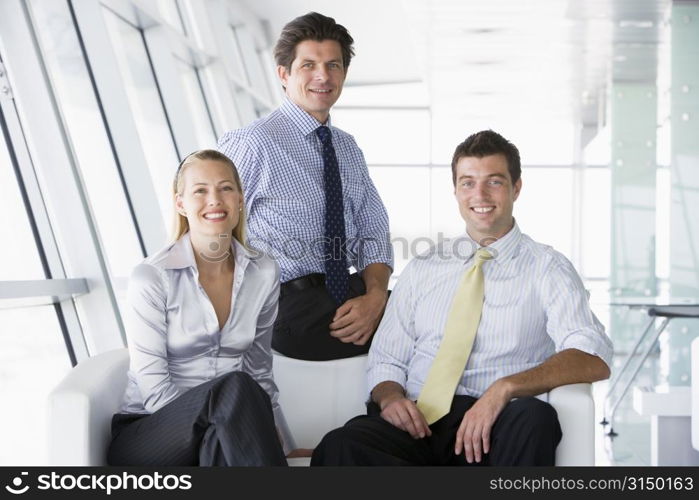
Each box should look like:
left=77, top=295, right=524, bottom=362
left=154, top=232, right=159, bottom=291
left=108, top=150, right=296, bottom=465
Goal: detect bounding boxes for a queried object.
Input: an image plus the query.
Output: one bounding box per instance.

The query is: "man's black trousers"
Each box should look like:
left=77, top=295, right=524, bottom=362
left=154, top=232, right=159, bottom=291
left=273, top=272, right=372, bottom=360
left=311, top=395, right=562, bottom=465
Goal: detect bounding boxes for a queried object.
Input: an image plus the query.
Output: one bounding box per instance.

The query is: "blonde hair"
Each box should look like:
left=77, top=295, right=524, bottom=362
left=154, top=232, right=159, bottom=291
left=171, top=150, right=247, bottom=246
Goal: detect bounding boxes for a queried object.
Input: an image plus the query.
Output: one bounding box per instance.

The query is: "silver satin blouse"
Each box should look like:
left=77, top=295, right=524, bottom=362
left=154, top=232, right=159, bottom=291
left=119, top=232, right=295, bottom=453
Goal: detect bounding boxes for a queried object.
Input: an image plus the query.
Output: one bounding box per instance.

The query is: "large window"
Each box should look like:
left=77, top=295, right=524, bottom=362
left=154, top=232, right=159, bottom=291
left=0, top=306, right=71, bottom=465
left=338, top=82, right=593, bottom=280
left=582, top=168, right=612, bottom=279
left=0, top=0, right=281, bottom=467
left=102, top=6, right=180, bottom=226
left=0, top=120, right=45, bottom=282
left=516, top=167, right=575, bottom=260
left=333, top=108, right=431, bottom=166
left=227, top=24, right=252, bottom=87
left=0, top=107, right=72, bottom=465
left=154, top=0, right=187, bottom=36
left=220, top=22, right=274, bottom=125
left=369, top=166, right=431, bottom=275
left=176, top=58, right=218, bottom=148
left=30, top=0, right=145, bottom=288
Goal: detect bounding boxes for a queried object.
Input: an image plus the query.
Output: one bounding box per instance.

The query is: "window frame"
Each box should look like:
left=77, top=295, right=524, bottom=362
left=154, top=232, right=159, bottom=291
left=0, top=0, right=126, bottom=357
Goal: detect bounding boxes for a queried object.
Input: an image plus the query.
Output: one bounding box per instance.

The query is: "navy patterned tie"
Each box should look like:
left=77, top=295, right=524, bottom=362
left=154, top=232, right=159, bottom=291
left=316, top=125, right=349, bottom=304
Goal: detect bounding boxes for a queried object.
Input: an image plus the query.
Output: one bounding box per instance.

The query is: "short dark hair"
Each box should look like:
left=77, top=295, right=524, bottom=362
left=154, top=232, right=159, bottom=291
left=451, top=130, right=521, bottom=185
left=274, top=12, right=355, bottom=72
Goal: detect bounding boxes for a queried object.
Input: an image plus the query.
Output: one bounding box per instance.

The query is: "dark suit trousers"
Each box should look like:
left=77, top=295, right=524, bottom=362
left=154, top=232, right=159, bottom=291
left=107, top=371, right=287, bottom=466
left=272, top=273, right=372, bottom=361
left=311, top=395, right=562, bottom=466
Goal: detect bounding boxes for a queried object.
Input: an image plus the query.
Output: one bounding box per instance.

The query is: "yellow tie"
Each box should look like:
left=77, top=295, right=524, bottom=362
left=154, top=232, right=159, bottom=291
left=417, top=248, right=492, bottom=424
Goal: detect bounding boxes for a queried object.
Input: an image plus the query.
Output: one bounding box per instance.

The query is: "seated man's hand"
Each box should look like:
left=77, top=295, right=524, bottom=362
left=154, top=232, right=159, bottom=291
left=379, top=394, right=432, bottom=440
left=329, top=289, right=387, bottom=345
left=286, top=448, right=314, bottom=458
left=454, top=379, right=512, bottom=463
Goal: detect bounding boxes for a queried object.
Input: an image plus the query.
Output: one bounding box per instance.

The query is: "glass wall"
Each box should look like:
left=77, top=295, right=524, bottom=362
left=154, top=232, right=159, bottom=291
left=0, top=88, right=72, bottom=466
left=30, top=0, right=145, bottom=286
left=176, top=59, right=218, bottom=148
left=0, top=307, right=71, bottom=465
left=0, top=119, right=46, bottom=282
left=0, top=0, right=274, bottom=464
left=335, top=84, right=601, bottom=281
left=102, top=6, right=180, bottom=226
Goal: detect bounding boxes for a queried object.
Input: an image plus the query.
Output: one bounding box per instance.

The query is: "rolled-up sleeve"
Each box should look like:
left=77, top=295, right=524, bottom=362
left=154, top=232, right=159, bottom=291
left=240, top=260, right=296, bottom=454
left=126, top=264, right=184, bottom=413
left=367, top=260, right=418, bottom=398
left=541, top=254, right=614, bottom=370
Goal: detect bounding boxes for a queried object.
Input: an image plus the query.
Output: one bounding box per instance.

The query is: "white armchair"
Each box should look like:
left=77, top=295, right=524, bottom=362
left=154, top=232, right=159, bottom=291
left=47, top=348, right=595, bottom=465
left=47, top=349, right=129, bottom=466
left=274, top=353, right=594, bottom=466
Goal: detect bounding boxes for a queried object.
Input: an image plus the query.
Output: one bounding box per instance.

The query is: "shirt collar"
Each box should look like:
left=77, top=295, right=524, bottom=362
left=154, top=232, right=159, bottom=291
left=163, top=232, right=254, bottom=272
left=163, top=233, right=195, bottom=270
left=279, top=96, right=333, bottom=138
left=486, top=221, right=522, bottom=263
left=450, top=221, right=522, bottom=265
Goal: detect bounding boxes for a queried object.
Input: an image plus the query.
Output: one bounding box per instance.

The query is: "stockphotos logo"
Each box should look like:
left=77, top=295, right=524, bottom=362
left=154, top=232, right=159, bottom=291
left=3, top=471, right=193, bottom=496
left=4, top=472, right=29, bottom=495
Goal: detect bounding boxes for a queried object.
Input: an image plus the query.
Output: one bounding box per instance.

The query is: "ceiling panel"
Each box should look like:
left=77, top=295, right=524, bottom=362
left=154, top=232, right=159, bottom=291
left=241, top=0, right=673, bottom=159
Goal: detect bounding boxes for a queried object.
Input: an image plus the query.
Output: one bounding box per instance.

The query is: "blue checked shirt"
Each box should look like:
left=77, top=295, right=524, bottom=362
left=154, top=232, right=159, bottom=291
left=218, top=97, right=393, bottom=282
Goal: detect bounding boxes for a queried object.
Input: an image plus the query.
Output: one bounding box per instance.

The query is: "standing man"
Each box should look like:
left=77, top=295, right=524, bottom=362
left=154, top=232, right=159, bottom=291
left=218, top=12, right=393, bottom=361
left=312, top=130, right=613, bottom=465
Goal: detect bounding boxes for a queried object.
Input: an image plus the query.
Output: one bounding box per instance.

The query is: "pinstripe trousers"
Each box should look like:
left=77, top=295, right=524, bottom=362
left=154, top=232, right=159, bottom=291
left=107, top=371, right=287, bottom=466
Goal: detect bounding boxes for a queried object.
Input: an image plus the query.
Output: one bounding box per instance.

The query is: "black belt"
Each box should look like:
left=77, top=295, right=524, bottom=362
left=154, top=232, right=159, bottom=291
left=280, top=273, right=325, bottom=295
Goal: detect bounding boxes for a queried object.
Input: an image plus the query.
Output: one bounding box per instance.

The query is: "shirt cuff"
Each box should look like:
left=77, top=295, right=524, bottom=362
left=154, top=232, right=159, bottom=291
left=366, top=364, right=407, bottom=400
left=559, top=330, right=614, bottom=371
left=355, top=237, right=394, bottom=272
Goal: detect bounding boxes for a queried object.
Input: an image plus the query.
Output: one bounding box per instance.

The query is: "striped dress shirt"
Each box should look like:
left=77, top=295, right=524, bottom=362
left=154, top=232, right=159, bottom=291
left=217, top=97, right=393, bottom=282
left=367, top=223, right=613, bottom=400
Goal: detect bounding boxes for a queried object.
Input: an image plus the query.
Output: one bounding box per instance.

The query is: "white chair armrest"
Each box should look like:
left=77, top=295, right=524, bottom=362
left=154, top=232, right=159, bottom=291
left=47, top=348, right=129, bottom=465
left=548, top=383, right=594, bottom=465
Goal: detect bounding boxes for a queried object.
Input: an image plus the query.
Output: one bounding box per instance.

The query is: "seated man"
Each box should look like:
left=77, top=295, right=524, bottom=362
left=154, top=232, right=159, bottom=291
left=311, top=130, right=613, bottom=466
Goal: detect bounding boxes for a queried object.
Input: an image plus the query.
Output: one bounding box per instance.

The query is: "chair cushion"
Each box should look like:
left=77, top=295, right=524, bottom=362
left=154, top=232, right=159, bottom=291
left=273, top=354, right=368, bottom=449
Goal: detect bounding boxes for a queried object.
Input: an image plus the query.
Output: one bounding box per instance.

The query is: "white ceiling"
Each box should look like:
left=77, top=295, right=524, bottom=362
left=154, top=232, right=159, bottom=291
left=243, top=0, right=673, bottom=161
left=244, top=0, right=423, bottom=84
